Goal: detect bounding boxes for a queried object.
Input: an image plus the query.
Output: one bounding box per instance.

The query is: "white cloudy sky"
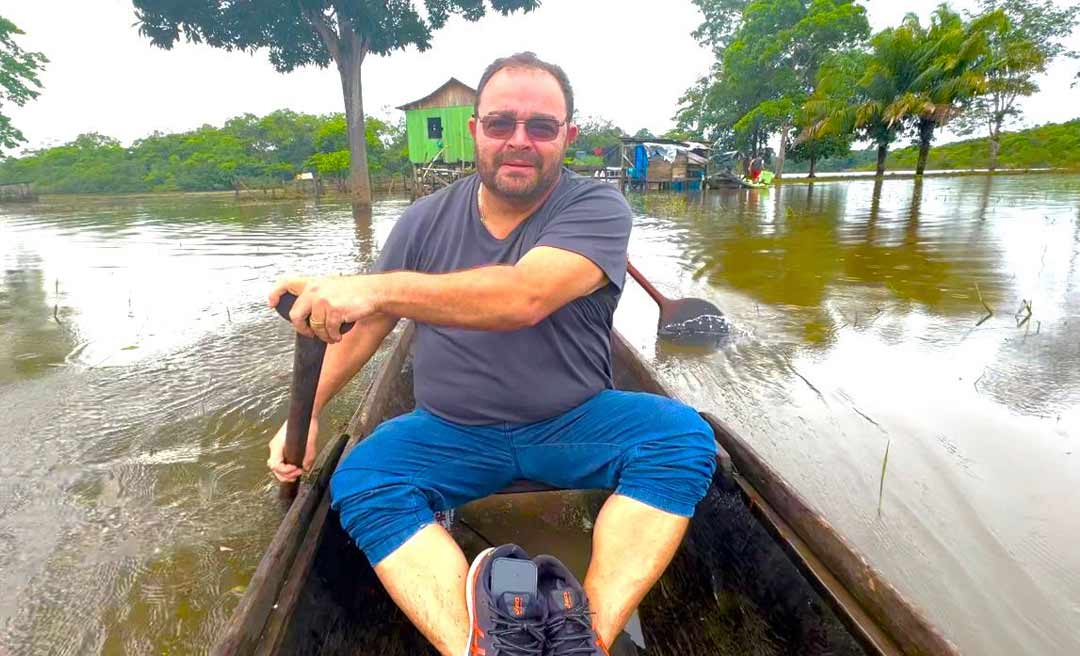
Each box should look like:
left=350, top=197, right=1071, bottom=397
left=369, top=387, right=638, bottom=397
left=4, top=0, right=1079, bottom=154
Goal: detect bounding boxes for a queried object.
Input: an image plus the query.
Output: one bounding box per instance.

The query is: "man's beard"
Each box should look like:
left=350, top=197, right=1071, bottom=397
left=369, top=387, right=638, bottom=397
left=475, top=148, right=563, bottom=205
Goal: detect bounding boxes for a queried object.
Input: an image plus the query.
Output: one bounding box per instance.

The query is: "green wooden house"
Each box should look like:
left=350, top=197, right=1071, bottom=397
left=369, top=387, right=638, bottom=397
left=397, top=77, right=477, bottom=166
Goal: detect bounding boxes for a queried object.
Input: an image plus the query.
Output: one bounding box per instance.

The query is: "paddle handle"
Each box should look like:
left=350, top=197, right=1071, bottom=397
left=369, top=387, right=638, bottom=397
left=273, top=292, right=355, bottom=501
left=627, top=260, right=669, bottom=309
left=280, top=334, right=324, bottom=500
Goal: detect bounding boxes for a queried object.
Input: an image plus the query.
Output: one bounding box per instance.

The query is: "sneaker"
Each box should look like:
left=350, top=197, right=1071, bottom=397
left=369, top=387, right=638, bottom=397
left=533, top=555, right=609, bottom=656
left=465, top=544, right=547, bottom=656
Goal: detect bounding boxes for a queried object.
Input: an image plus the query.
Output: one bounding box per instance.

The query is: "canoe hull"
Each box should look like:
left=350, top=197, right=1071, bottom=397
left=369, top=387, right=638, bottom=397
left=215, top=325, right=952, bottom=656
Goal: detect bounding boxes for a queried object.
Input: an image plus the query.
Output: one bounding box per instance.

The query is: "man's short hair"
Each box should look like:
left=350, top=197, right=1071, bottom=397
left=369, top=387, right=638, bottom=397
left=474, top=52, right=575, bottom=121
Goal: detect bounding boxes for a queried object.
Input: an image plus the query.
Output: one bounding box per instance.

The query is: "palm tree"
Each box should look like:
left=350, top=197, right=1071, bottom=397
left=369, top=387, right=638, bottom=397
left=803, top=49, right=904, bottom=177
left=882, top=7, right=996, bottom=175
left=804, top=8, right=995, bottom=177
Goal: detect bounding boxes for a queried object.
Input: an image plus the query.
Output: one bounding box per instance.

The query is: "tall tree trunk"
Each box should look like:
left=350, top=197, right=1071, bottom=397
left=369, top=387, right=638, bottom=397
left=305, top=12, right=372, bottom=207
left=875, top=143, right=888, bottom=177
left=988, top=118, right=1002, bottom=173
left=337, top=34, right=371, bottom=207
left=808, top=153, right=817, bottom=179
left=915, top=118, right=934, bottom=176
left=775, top=122, right=790, bottom=180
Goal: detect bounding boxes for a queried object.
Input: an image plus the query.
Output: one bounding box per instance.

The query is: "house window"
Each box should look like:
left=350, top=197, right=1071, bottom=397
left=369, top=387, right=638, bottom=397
left=427, top=117, right=443, bottom=140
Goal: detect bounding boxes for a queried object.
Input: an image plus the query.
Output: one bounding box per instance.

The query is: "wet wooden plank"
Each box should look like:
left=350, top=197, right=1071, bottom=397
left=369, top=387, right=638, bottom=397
left=706, top=412, right=959, bottom=656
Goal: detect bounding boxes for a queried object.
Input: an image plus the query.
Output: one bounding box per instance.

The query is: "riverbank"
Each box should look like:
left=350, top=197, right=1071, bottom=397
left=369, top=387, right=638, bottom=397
left=772, top=166, right=1069, bottom=185
left=17, top=166, right=1078, bottom=204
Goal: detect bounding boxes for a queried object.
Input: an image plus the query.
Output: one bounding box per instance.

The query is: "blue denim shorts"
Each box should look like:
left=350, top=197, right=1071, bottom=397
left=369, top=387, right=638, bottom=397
left=329, top=389, right=717, bottom=565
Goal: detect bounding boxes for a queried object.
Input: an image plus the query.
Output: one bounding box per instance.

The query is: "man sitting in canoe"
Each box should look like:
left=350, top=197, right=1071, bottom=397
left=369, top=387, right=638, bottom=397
left=267, top=52, right=716, bottom=656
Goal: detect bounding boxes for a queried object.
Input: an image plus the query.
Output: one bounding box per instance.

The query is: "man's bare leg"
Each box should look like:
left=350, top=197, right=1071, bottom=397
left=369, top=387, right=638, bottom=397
left=373, top=523, right=471, bottom=656
left=583, top=494, right=690, bottom=647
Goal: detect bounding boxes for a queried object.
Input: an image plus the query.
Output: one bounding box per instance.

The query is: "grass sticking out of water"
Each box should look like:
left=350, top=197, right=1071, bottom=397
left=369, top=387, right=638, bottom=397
left=878, top=440, right=891, bottom=517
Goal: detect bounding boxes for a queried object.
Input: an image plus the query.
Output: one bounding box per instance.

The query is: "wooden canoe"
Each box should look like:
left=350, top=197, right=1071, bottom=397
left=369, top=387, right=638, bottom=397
left=214, top=324, right=957, bottom=656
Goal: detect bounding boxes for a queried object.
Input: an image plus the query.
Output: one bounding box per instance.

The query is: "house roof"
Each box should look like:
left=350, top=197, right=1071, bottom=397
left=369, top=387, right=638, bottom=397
left=396, top=77, right=477, bottom=111
left=619, top=137, right=710, bottom=150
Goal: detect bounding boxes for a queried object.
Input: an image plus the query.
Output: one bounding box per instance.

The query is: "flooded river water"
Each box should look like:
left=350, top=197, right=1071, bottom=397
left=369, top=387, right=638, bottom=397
left=1, top=174, right=1077, bottom=655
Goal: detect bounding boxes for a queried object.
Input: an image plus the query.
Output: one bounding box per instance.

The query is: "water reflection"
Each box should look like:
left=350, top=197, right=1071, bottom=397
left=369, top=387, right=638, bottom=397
left=1, top=177, right=1078, bottom=656
left=0, top=194, right=394, bottom=655
left=0, top=254, right=77, bottom=384
left=620, top=174, right=1080, bottom=656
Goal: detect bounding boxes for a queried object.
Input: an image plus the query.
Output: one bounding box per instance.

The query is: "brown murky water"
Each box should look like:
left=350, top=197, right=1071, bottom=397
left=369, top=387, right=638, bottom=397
left=1, top=175, right=1078, bottom=655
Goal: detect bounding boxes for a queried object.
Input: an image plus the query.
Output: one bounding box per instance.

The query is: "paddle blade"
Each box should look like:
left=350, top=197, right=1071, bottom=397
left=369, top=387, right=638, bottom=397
left=658, top=297, right=730, bottom=346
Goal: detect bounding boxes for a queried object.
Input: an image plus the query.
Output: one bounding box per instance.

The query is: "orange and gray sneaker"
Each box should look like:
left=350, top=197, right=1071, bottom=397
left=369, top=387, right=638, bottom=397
left=465, top=544, right=547, bottom=656
left=533, top=554, right=610, bottom=656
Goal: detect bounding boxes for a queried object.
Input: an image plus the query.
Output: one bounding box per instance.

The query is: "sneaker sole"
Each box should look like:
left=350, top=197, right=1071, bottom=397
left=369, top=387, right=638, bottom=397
left=463, top=546, right=495, bottom=656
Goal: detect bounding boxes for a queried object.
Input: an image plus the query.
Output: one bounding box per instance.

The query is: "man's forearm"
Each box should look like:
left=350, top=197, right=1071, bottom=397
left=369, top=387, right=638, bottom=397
left=313, top=314, right=398, bottom=414
left=374, top=266, right=543, bottom=331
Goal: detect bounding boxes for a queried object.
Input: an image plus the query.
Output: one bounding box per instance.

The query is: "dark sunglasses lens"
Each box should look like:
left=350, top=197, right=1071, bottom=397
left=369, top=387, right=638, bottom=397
left=483, top=117, right=516, bottom=138
left=526, top=119, right=561, bottom=141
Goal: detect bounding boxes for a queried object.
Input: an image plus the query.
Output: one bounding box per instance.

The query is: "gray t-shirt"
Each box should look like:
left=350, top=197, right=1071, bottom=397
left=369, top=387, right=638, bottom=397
left=373, top=169, right=632, bottom=425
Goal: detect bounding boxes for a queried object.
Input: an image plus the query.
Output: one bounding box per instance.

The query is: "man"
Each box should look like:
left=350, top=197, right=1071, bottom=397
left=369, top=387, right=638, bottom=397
left=749, top=155, right=764, bottom=182
left=267, top=52, right=715, bottom=656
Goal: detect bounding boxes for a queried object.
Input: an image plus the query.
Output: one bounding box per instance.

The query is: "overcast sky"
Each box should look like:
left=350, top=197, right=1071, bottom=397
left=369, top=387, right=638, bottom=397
left=4, top=0, right=1079, bottom=154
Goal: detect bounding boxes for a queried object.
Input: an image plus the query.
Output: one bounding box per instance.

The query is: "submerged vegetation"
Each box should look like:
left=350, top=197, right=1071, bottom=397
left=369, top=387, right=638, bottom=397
left=0, top=110, right=408, bottom=194
left=676, top=0, right=1079, bottom=177
left=784, top=119, right=1080, bottom=173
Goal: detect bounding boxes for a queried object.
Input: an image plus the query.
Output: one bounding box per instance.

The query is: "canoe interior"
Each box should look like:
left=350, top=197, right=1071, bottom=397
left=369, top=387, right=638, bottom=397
left=222, top=326, right=880, bottom=656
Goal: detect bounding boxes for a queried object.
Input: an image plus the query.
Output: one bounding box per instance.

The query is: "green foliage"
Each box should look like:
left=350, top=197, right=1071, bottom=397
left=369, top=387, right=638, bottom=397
left=131, top=1, right=539, bottom=202
left=788, top=126, right=851, bottom=173
left=951, top=0, right=1080, bottom=166
left=307, top=150, right=350, bottom=179
left=132, top=1, right=541, bottom=71
left=792, top=119, right=1080, bottom=172
left=690, top=0, right=751, bottom=55
left=0, top=110, right=409, bottom=194
left=573, top=115, right=626, bottom=155
left=0, top=16, right=48, bottom=150
left=804, top=5, right=1004, bottom=174
left=304, top=114, right=409, bottom=179
left=877, top=119, right=1080, bottom=170
left=678, top=0, right=869, bottom=159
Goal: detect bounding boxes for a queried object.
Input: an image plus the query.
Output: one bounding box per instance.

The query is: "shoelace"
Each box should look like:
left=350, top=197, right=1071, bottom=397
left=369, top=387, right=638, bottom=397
left=544, top=607, right=598, bottom=655
left=486, top=602, right=546, bottom=656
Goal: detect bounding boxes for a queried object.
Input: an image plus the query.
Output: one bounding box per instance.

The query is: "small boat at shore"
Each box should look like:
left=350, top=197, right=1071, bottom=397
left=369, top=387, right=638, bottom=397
left=707, top=170, right=773, bottom=189
left=213, top=323, right=955, bottom=656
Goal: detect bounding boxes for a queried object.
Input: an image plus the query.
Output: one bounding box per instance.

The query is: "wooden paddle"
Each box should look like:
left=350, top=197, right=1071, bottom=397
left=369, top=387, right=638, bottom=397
left=272, top=292, right=354, bottom=502
left=626, top=260, right=729, bottom=345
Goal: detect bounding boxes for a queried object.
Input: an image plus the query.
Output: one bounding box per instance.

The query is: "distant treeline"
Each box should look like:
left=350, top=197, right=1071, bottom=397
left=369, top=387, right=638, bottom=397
left=785, top=119, right=1080, bottom=173
left=0, top=110, right=409, bottom=194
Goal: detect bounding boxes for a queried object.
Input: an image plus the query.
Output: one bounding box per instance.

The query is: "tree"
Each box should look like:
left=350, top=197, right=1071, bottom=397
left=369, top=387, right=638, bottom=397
left=805, top=9, right=991, bottom=178
left=680, top=0, right=868, bottom=179
left=689, top=0, right=751, bottom=56
left=132, top=0, right=539, bottom=207
left=953, top=0, right=1080, bottom=170
left=672, top=64, right=740, bottom=151
left=811, top=21, right=926, bottom=178
left=573, top=115, right=626, bottom=155
left=888, top=7, right=995, bottom=176
left=790, top=103, right=852, bottom=177
left=0, top=16, right=48, bottom=150
left=0, top=109, right=411, bottom=194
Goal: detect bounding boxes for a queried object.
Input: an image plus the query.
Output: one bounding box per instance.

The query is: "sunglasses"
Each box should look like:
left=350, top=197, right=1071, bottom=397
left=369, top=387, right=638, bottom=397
left=477, top=114, right=567, bottom=142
